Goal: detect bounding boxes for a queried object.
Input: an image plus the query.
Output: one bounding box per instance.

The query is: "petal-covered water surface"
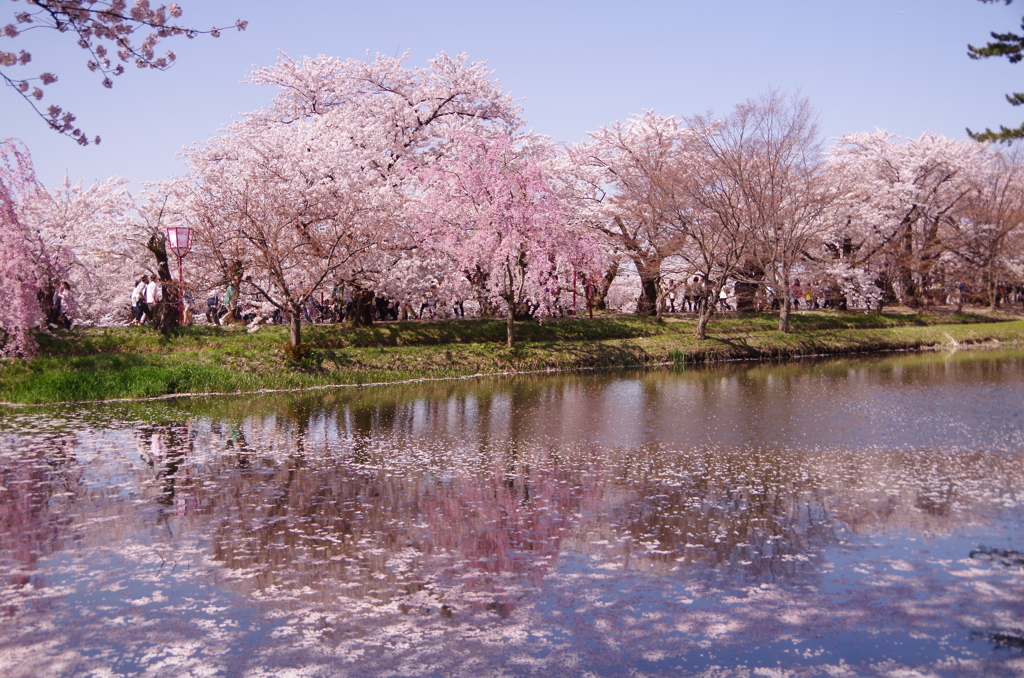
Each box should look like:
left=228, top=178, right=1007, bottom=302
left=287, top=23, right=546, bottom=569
left=2, top=349, right=1024, bottom=677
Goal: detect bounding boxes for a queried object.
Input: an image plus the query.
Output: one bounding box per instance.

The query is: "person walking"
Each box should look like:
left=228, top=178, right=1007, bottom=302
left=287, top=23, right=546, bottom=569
left=55, top=281, right=74, bottom=330
left=684, top=277, right=697, bottom=313
left=689, top=277, right=705, bottom=313
left=790, top=279, right=802, bottom=310
left=131, top=276, right=147, bottom=325
left=719, top=283, right=733, bottom=312
left=220, top=283, right=237, bottom=324
left=48, top=282, right=63, bottom=328
left=181, top=287, right=194, bottom=326
left=144, top=275, right=160, bottom=324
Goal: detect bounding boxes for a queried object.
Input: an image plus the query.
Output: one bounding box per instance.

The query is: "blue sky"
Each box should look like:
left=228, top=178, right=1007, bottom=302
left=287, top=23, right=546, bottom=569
left=4, top=0, right=1023, bottom=189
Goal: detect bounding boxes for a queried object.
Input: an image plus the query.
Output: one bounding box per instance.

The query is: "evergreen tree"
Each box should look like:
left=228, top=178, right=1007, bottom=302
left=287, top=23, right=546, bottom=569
left=969, top=0, right=1024, bottom=141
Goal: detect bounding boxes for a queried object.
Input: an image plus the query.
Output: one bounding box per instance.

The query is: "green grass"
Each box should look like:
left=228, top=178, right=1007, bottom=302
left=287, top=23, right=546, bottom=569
left=2, top=309, right=1022, bottom=405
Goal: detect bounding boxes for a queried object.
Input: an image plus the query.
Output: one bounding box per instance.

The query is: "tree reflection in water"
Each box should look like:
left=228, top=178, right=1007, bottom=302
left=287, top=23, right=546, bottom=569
left=1, top=349, right=1024, bottom=676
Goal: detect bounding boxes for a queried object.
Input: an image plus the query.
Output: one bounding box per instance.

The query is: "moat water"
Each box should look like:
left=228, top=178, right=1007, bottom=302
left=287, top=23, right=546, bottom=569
left=2, top=348, right=1023, bottom=676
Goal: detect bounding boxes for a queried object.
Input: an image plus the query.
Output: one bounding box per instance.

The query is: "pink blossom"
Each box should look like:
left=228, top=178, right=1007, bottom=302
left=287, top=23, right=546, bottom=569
left=412, top=131, right=606, bottom=346
left=0, top=139, right=45, bottom=357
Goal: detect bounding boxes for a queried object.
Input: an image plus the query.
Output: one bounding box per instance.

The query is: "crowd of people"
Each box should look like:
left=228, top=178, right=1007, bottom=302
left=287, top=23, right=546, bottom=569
left=63, top=273, right=1024, bottom=333
left=661, top=277, right=850, bottom=314
left=128, top=275, right=163, bottom=326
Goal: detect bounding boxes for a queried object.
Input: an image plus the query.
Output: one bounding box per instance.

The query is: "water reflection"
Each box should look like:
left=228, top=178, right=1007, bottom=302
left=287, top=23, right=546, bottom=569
left=1, top=348, right=1023, bottom=676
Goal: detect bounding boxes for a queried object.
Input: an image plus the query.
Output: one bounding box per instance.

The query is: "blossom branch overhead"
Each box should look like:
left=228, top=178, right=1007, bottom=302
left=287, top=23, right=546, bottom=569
left=1, top=0, right=246, bottom=145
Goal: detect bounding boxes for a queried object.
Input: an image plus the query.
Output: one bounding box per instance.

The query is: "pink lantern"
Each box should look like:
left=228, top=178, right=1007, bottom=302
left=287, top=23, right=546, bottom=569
left=166, top=225, right=193, bottom=258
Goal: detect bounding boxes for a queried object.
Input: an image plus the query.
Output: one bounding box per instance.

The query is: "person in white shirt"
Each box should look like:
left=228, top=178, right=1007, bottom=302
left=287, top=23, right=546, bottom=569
left=54, top=281, right=74, bottom=330
left=131, top=276, right=147, bottom=325
left=144, top=277, right=160, bottom=324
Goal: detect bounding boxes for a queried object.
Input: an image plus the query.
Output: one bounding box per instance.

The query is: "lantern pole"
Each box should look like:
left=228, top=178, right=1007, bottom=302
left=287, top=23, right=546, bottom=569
left=166, top=226, right=193, bottom=326
left=177, top=256, right=185, bottom=324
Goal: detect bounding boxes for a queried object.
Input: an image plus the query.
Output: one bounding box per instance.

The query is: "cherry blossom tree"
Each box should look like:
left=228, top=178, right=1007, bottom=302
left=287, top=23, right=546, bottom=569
left=567, top=112, right=697, bottom=316
left=251, top=51, right=521, bottom=314
left=942, top=148, right=1024, bottom=308
left=1, top=0, right=246, bottom=145
left=146, top=180, right=236, bottom=321
left=174, top=50, right=522, bottom=346
left=17, top=174, right=141, bottom=324
left=0, top=138, right=45, bottom=356
left=174, top=119, right=374, bottom=348
left=690, top=92, right=837, bottom=333
left=412, top=132, right=604, bottom=347
left=129, top=188, right=199, bottom=331
left=828, top=130, right=992, bottom=310
left=545, top=151, right=620, bottom=313
left=669, top=117, right=756, bottom=339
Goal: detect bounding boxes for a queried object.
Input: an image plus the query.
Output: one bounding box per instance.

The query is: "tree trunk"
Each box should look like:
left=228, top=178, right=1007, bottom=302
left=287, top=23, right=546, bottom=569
left=734, top=259, right=765, bottom=312
left=629, top=257, right=661, bottom=316
left=146, top=234, right=179, bottom=333
left=467, top=265, right=497, bottom=317
left=778, top=296, right=791, bottom=333
left=897, top=222, right=923, bottom=309
left=695, top=305, right=713, bottom=340
left=591, top=260, right=620, bottom=311
left=506, top=308, right=515, bottom=348
left=289, top=304, right=302, bottom=348
left=499, top=291, right=518, bottom=348
left=902, top=279, right=924, bottom=308
left=38, top=283, right=55, bottom=326
left=874, top=275, right=894, bottom=315
left=348, top=289, right=375, bottom=327
left=636, top=275, right=659, bottom=315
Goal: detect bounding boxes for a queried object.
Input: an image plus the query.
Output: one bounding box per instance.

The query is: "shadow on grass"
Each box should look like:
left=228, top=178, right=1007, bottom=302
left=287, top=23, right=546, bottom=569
left=305, top=316, right=663, bottom=349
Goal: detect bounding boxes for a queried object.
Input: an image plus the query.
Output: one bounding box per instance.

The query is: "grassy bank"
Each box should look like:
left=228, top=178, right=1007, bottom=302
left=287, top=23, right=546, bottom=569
left=2, top=309, right=1023, bottom=405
